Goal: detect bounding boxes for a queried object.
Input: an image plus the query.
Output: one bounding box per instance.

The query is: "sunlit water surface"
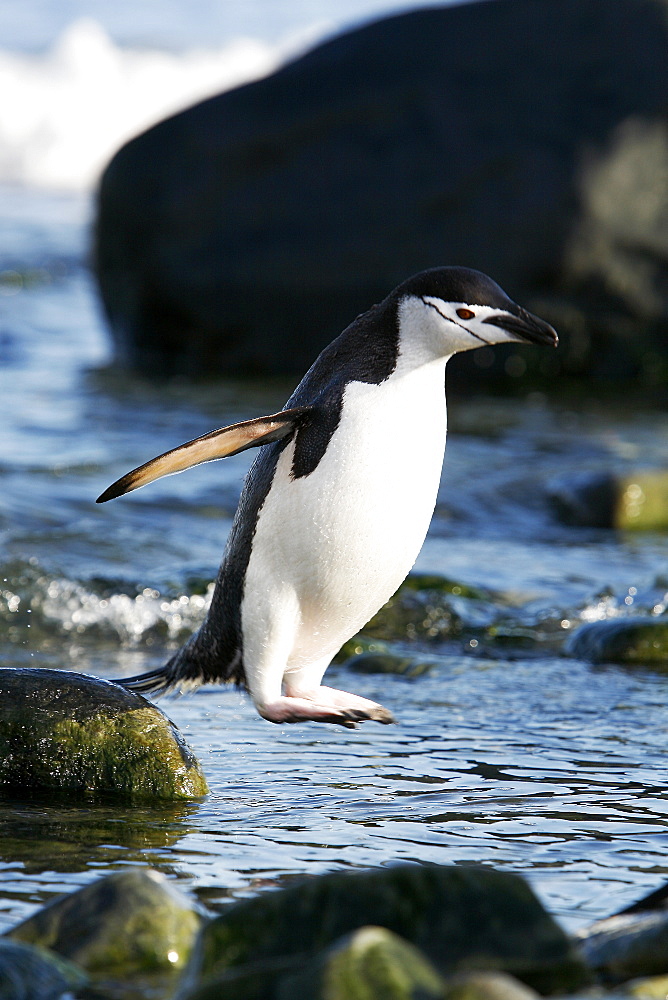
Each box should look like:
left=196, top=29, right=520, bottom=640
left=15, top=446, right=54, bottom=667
left=1, top=189, right=668, bottom=937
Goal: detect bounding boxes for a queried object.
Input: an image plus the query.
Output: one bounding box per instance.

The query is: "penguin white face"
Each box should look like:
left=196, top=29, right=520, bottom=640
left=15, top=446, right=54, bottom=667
left=400, top=294, right=558, bottom=359
left=394, top=267, right=558, bottom=361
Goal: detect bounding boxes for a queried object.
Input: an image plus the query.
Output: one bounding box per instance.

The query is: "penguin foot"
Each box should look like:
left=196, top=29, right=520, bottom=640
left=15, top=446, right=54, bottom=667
left=315, top=685, right=396, bottom=724
left=259, top=688, right=395, bottom=728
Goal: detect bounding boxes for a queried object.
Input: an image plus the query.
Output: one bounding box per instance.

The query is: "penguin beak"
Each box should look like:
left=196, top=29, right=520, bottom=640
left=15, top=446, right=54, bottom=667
left=483, top=308, right=558, bottom=348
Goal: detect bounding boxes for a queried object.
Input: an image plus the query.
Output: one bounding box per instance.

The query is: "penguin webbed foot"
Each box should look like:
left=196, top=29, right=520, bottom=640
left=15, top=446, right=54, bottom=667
left=259, top=689, right=396, bottom=728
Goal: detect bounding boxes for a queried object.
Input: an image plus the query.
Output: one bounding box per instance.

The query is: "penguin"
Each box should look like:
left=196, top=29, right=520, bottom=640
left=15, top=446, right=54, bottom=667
left=97, top=267, right=557, bottom=728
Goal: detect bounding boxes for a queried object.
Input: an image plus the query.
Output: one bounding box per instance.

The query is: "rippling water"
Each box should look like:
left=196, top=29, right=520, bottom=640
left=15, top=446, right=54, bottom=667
left=2, top=188, right=668, bottom=939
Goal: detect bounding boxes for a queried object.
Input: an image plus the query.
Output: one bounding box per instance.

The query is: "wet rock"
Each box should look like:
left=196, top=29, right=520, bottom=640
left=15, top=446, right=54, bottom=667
left=566, top=618, right=668, bottom=665
left=400, top=575, right=489, bottom=601
left=181, top=864, right=588, bottom=996
left=180, top=956, right=299, bottom=1000
left=576, top=909, right=668, bottom=982
left=548, top=472, right=617, bottom=528
left=0, top=667, right=208, bottom=800
left=94, top=0, right=668, bottom=385
left=0, top=938, right=87, bottom=1000
left=549, top=471, right=668, bottom=531
left=8, top=868, right=200, bottom=977
left=442, top=971, right=540, bottom=1000
left=345, top=651, right=436, bottom=677
left=626, top=973, right=668, bottom=998
left=277, top=925, right=446, bottom=1000
left=365, top=573, right=500, bottom=645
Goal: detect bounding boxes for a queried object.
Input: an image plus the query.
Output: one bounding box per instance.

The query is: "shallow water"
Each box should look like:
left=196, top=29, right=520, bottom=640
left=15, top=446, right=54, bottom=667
left=2, top=188, right=668, bottom=940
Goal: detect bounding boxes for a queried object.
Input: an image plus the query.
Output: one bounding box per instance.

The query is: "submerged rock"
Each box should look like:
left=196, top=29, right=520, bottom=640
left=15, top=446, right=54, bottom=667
left=549, top=471, right=668, bottom=531
left=567, top=618, right=668, bottom=665
left=345, top=651, right=436, bottom=677
left=0, top=938, right=87, bottom=1000
left=8, top=868, right=200, bottom=978
left=0, top=667, right=208, bottom=800
left=182, top=864, right=587, bottom=996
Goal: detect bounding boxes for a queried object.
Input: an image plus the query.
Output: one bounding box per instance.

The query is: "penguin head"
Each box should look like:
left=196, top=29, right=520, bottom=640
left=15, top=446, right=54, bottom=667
left=394, top=267, right=558, bottom=357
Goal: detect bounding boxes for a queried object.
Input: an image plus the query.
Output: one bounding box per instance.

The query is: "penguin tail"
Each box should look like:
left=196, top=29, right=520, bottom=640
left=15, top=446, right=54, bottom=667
left=118, top=666, right=177, bottom=697
left=115, top=644, right=207, bottom=698
left=114, top=635, right=241, bottom=697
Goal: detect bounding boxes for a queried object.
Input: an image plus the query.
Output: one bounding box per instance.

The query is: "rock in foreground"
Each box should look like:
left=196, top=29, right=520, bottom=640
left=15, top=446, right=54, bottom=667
left=8, top=869, right=199, bottom=978
left=277, top=926, right=446, bottom=1000
left=0, top=938, right=87, bottom=1000
left=182, top=864, right=587, bottom=996
left=0, top=667, right=208, bottom=800
left=576, top=908, right=668, bottom=983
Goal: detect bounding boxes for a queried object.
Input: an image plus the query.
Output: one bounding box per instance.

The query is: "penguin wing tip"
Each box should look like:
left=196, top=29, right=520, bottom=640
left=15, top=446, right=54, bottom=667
left=96, top=476, right=135, bottom=504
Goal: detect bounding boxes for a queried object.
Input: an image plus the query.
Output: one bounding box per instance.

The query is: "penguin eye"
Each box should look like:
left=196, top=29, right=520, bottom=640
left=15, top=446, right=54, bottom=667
left=456, top=308, right=476, bottom=320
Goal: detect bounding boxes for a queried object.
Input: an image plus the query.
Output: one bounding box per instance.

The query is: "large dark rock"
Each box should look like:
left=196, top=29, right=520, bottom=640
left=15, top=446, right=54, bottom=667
left=0, top=667, right=208, bottom=800
left=94, top=0, right=668, bottom=386
left=180, top=864, right=588, bottom=996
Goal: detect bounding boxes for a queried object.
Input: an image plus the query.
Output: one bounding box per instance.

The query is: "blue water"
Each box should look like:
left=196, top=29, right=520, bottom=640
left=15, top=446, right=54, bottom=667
left=2, top=0, right=668, bottom=951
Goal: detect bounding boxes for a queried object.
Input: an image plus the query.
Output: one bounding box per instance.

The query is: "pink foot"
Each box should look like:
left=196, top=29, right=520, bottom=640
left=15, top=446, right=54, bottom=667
left=258, top=688, right=395, bottom=728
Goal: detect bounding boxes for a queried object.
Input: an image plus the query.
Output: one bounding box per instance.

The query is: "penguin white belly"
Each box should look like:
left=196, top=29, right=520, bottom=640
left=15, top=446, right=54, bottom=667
left=241, top=355, right=448, bottom=702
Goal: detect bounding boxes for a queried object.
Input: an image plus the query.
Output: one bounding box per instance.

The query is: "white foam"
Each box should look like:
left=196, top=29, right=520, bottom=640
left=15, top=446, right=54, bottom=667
left=0, top=17, right=327, bottom=191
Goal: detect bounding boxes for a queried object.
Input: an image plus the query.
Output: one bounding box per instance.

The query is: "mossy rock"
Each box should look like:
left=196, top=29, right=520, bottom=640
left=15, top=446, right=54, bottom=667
left=278, top=925, right=446, bottom=1000
left=616, top=472, right=668, bottom=531
left=183, top=864, right=588, bottom=996
left=566, top=618, right=668, bottom=665
left=626, top=973, right=668, bottom=998
left=443, top=971, right=539, bottom=1000
left=345, top=651, right=436, bottom=678
left=8, top=868, right=200, bottom=977
left=549, top=470, right=668, bottom=531
left=400, top=574, right=489, bottom=601
left=0, top=667, right=208, bottom=800
left=363, top=573, right=496, bottom=643
left=0, top=937, right=87, bottom=1000
left=181, top=929, right=445, bottom=1000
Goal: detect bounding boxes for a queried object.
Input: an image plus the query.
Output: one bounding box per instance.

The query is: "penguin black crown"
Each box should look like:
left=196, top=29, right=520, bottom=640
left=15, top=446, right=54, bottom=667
left=98, top=267, right=557, bottom=728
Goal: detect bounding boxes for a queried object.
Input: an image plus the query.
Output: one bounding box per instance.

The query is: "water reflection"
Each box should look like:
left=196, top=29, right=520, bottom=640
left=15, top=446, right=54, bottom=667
left=0, top=800, right=200, bottom=925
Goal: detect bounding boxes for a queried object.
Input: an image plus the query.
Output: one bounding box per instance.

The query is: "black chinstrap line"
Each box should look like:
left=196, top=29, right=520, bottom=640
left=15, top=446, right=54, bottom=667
left=420, top=297, right=493, bottom=346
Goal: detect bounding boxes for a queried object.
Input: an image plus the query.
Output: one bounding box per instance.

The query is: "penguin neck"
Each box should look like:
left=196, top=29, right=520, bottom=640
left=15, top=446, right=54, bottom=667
left=394, top=297, right=453, bottom=379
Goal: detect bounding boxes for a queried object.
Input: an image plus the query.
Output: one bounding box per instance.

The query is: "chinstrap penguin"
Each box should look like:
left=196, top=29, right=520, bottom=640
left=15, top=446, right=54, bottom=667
left=97, top=267, right=557, bottom=728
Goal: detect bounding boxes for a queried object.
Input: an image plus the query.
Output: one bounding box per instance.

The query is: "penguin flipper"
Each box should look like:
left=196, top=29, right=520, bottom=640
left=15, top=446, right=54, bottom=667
left=96, top=406, right=310, bottom=502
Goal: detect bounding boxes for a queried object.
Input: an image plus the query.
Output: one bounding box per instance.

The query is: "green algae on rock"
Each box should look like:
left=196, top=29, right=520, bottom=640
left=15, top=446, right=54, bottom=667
left=8, top=868, right=200, bottom=978
left=442, top=971, right=540, bottom=1000
left=0, top=937, right=88, bottom=1000
left=0, top=667, right=208, bottom=800
left=277, top=926, right=446, bottom=1000
left=345, top=651, right=436, bottom=677
left=182, top=864, right=587, bottom=996
left=549, top=471, right=668, bottom=531
left=566, top=618, right=668, bottom=666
